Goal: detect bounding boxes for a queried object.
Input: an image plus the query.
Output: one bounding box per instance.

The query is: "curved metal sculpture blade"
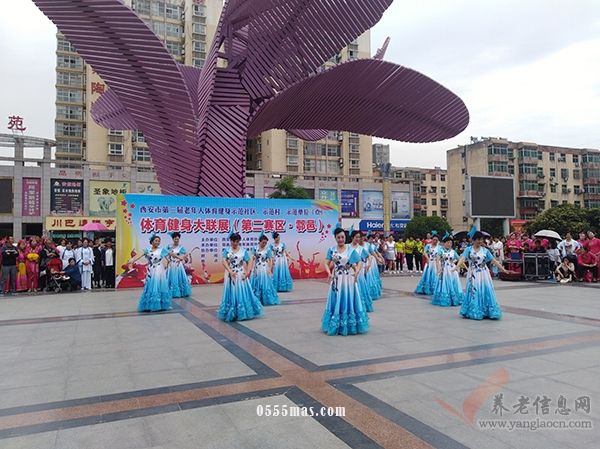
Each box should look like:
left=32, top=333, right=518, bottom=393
left=90, top=90, right=137, bottom=131
left=248, top=59, right=469, bottom=142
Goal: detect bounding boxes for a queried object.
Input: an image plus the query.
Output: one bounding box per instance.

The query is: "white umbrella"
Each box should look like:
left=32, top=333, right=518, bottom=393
left=534, top=230, right=561, bottom=240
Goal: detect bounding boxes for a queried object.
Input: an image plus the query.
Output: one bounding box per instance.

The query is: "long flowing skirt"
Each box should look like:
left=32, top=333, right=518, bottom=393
left=16, top=261, right=28, bottom=292
left=272, top=256, right=293, bottom=292
left=432, top=268, right=463, bottom=307
left=167, top=263, right=192, bottom=298
left=218, top=273, right=263, bottom=322
left=251, top=269, right=280, bottom=305
left=322, top=273, right=369, bottom=336
left=138, top=266, right=172, bottom=312
left=415, top=261, right=437, bottom=295
left=357, top=267, right=373, bottom=312
left=366, top=264, right=382, bottom=300
left=460, top=268, right=502, bottom=320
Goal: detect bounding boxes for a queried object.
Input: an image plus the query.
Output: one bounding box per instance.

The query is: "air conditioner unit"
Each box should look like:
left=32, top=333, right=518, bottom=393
left=549, top=176, right=554, bottom=181
left=567, top=189, right=572, bottom=193
left=563, top=177, right=569, bottom=182
left=574, top=162, right=580, bottom=167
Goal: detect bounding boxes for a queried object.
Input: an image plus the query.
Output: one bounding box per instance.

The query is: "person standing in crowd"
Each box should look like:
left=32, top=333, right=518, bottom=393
left=547, top=241, right=561, bottom=273
left=415, top=232, right=440, bottom=295
left=558, top=233, right=581, bottom=269
left=166, top=232, right=192, bottom=298
left=25, top=239, right=41, bottom=292
left=15, top=240, right=29, bottom=292
left=383, top=234, right=397, bottom=274
left=414, top=237, right=424, bottom=273
left=218, top=232, right=263, bottom=322
left=64, top=258, right=82, bottom=291
left=555, top=257, right=576, bottom=283
left=456, top=229, right=509, bottom=320
left=404, top=236, right=415, bottom=273
left=578, top=232, right=588, bottom=249
left=270, top=232, right=294, bottom=292
left=138, top=235, right=172, bottom=312
left=102, top=239, right=116, bottom=288
left=490, top=236, right=504, bottom=278
left=92, top=238, right=103, bottom=288
left=532, top=239, right=546, bottom=253
left=39, top=240, right=57, bottom=291
left=60, top=241, right=75, bottom=270
left=431, top=233, right=463, bottom=307
left=395, top=237, right=405, bottom=272
left=576, top=246, right=598, bottom=282
left=251, top=234, right=280, bottom=306
left=56, top=238, right=67, bottom=258
left=587, top=231, right=600, bottom=280
left=1, top=237, right=18, bottom=295
left=349, top=230, right=373, bottom=312
left=322, top=226, right=368, bottom=336
left=77, top=238, right=94, bottom=291
left=366, top=233, right=383, bottom=299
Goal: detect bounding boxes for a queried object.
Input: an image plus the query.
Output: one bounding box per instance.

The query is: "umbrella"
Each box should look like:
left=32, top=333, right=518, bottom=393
left=81, top=222, right=109, bottom=232
left=534, top=230, right=561, bottom=240
left=453, top=230, right=491, bottom=240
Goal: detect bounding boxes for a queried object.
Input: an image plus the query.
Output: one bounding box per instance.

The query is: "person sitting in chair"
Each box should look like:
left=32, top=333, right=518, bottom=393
left=63, top=258, right=82, bottom=291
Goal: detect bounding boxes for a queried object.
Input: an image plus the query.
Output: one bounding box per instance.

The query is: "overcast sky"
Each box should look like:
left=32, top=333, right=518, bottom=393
left=2, top=0, right=599, bottom=167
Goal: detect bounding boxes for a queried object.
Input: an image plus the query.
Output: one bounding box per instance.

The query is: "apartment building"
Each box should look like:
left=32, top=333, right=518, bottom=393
left=391, top=166, right=448, bottom=219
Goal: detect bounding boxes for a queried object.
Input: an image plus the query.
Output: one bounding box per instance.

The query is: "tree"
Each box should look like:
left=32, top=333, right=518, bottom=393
left=524, top=204, right=592, bottom=237
left=404, top=215, right=452, bottom=238
left=269, top=176, right=311, bottom=199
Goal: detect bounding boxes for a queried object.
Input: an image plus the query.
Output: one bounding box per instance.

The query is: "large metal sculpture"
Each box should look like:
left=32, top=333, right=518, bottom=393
left=34, top=0, right=469, bottom=197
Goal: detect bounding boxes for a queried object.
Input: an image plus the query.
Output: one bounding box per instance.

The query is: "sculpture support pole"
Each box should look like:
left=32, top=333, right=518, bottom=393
left=383, top=178, right=391, bottom=235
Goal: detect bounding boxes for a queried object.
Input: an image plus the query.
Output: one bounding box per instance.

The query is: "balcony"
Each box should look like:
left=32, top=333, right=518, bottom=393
left=519, top=173, right=538, bottom=181
left=518, top=190, right=542, bottom=198
left=488, top=154, right=508, bottom=162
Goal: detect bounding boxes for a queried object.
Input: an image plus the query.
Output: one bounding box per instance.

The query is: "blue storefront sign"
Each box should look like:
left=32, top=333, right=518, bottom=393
left=341, top=189, right=359, bottom=218
left=359, top=219, right=410, bottom=232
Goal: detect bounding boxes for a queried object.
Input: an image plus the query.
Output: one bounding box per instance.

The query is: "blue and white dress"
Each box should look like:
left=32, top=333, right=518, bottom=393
left=166, top=245, right=192, bottom=298
left=251, top=246, right=280, bottom=306
left=351, top=243, right=373, bottom=312
left=460, top=246, right=502, bottom=320
left=365, top=243, right=382, bottom=300
left=431, top=248, right=464, bottom=307
left=322, top=245, right=369, bottom=336
left=271, top=242, right=293, bottom=292
left=218, top=247, right=263, bottom=322
left=138, top=247, right=172, bottom=312
left=415, top=243, right=441, bottom=295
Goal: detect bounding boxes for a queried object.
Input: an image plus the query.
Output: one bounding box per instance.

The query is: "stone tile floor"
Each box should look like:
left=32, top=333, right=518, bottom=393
left=0, top=277, right=598, bottom=448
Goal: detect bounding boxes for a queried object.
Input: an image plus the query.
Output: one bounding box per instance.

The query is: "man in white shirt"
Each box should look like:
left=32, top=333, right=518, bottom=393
left=102, top=240, right=115, bottom=288
left=76, top=238, right=94, bottom=290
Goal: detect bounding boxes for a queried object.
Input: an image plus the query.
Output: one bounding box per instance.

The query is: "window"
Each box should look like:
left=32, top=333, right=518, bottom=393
left=560, top=168, right=569, bottom=179
left=56, top=140, right=81, bottom=154
left=350, top=160, right=360, bottom=169
left=165, top=3, right=181, bottom=19
left=151, top=1, right=164, bottom=16
left=551, top=200, right=558, bottom=207
left=518, top=147, right=539, bottom=159
left=135, top=147, right=151, bottom=162
left=108, top=129, right=123, bottom=136
left=440, top=174, right=446, bottom=182
left=519, top=181, right=538, bottom=192
left=193, top=41, right=206, bottom=52
left=489, top=162, right=508, bottom=173
left=421, top=186, right=427, bottom=194
left=583, top=168, right=600, bottom=179
left=349, top=143, right=360, bottom=153
left=193, top=23, right=206, bottom=34
left=327, top=145, right=341, bottom=157
left=166, top=23, right=182, bottom=38
left=487, top=144, right=508, bottom=155
left=57, top=72, right=83, bottom=87
left=327, top=160, right=342, bottom=174
left=574, top=201, right=581, bottom=208
left=135, top=0, right=150, bottom=15
left=431, top=210, right=437, bottom=216
left=430, top=187, right=437, bottom=194
left=136, top=132, right=145, bottom=143
left=441, top=187, right=446, bottom=194
left=550, top=168, right=556, bottom=177
left=550, top=184, right=557, bottom=193
left=518, top=164, right=537, bottom=174
left=431, top=174, right=436, bottom=181
left=582, top=153, right=600, bottom=163
left=165, top=41, right=182, bottom=57
left=286, top=156, right=298, bottom=166
left=537, top=167, right=544, bottom=177
left=441, top=199, right=448, bottom=207
left=420, top=198, right=427, bottom=205
left=152, top=22, right=165, bottom=35
left=193, top=59, right=205, bottom=68
left=108, top=143, right=124, bottom=155
left=431, top=198, right=437, bottom=206
left=441, top=211, right=447, bottom=218
left=286, top=138, right=298, bottom=149
left=303, top=159, right=315, bottom=172
left=193, top=3, right=207, bottom=16
left=549, top=153, right=555, bottom=161
left=558, top=153, right=566, bottom=162
left=57, top=38, right=76, bottom=52
left=508, top=165, right=515, bottom=175
left=57, top=56, right=83, bottom=69
left=573, top=154, right=579, bottom=163
left=561, top=185, right=568, bottom=194
left=55, top=123, right=82, bottom=137
left=56, top=105, right=83, bottom=120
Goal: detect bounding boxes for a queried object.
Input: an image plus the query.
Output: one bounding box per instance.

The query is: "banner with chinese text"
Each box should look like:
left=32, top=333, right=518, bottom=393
left=22, top=178, right=41, bottom=216
left=50, top=179, right=84, bottom=215
left=116, top=195, right=339, bottom=288
left=341, top=190, right=359, bottom=218
left=90, top=181, right=130, bottom=216
left=45, top=216, right=116, bottom=231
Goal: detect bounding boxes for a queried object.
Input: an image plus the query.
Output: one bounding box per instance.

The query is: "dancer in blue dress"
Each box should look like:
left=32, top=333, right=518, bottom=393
left=431, top=233, right=464, bottom=307
left=251, top=234, right=280, bottom=305
left=218, top=233, right=263, bottom=322
left=322, top=227, right=369, bottom=336
left=166, top=232, right=192, bottom=298
left=363, top=233, right=382, bottom=300
left=270, top=232, right=294, bottom=292
left=415, top=232, right=441, bottom=295
left=350, top=230, right=373, bottom=312
left=138, top=235, right=172, bottom=312
left=456, top=230, right=508, bottom=320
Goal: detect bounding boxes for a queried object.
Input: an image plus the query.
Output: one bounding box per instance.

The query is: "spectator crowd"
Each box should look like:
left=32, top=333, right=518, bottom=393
left=0, top=236, right=116, bottom=295
left=370, top=230, right=600, bottom=284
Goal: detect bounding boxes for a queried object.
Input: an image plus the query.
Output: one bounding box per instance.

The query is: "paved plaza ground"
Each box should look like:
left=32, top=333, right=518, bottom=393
left=0, top=276, right=598, bottom=449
